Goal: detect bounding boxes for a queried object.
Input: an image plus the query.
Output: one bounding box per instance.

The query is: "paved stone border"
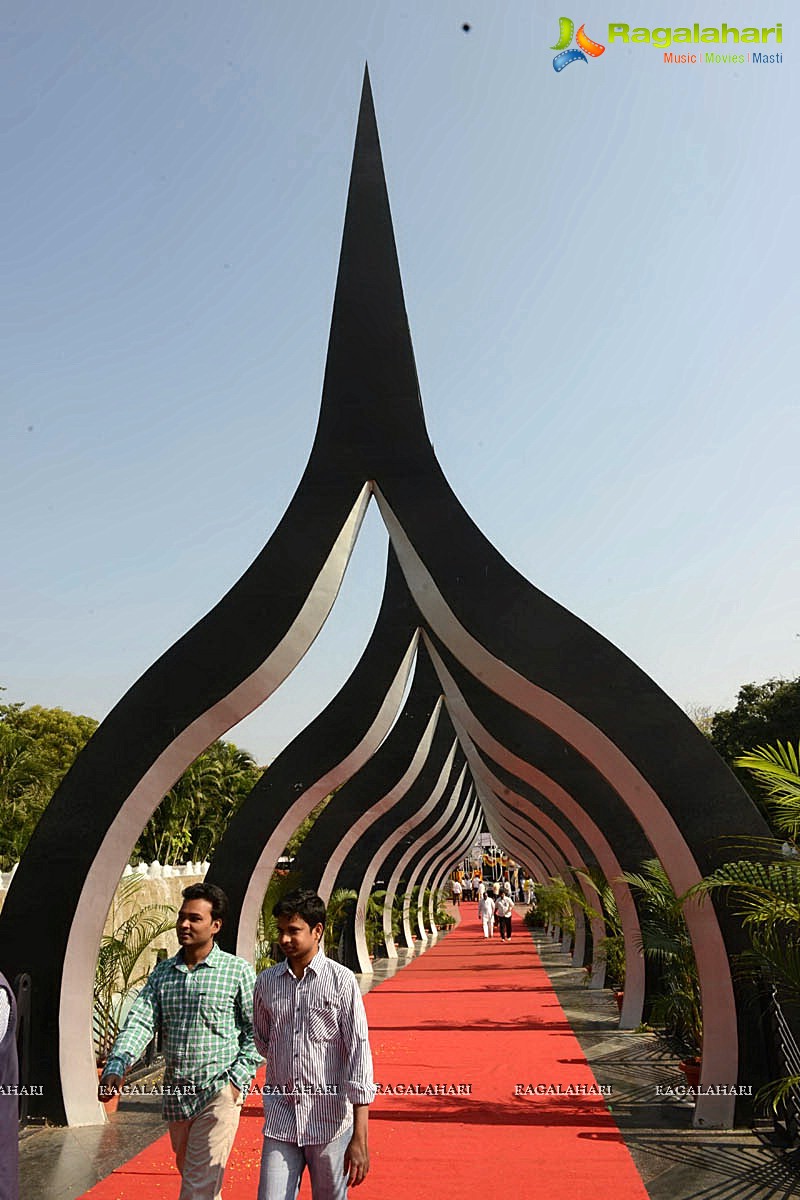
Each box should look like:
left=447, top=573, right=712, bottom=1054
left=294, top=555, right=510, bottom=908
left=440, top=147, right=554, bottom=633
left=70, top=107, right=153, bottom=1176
left=532, top=932, right=800, bottom=1199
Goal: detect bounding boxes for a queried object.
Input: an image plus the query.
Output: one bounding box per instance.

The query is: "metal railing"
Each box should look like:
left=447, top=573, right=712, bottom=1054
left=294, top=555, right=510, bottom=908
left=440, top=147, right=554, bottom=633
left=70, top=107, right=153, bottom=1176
left=13, top=972, right=31, bottom=1129
left=768, top=984, right=800, bottom=1147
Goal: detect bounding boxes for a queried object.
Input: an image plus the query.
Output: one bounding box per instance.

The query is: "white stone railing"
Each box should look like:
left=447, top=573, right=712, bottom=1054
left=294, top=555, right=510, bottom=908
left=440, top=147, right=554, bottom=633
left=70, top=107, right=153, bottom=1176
left=0, top=858, right=210, bottom=892
left=122, top=860, right=211, bottom=880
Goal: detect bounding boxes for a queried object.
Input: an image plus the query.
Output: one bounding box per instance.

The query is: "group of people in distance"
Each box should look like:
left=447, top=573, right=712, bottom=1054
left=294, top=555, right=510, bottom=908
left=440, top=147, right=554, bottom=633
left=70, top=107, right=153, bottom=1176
left=476, top=878, right=515, bottom=940
left=99, top=884, right=375, bottom=1200
left=452, top=873, right=534, bottom=906
left=452, top=872, right=537, bottom=942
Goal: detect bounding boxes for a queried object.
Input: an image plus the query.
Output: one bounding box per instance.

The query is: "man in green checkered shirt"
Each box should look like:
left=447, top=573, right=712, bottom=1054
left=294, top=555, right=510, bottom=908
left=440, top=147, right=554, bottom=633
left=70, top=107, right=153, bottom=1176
left=99, top=882, right=261, bottom=1200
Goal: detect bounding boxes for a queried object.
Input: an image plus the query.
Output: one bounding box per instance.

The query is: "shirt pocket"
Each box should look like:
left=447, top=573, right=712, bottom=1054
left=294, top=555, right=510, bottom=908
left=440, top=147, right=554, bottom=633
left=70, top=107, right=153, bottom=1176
left=198, top=993, right=230, bottom=1036
left=307, top=1003, right=340, bottom=1042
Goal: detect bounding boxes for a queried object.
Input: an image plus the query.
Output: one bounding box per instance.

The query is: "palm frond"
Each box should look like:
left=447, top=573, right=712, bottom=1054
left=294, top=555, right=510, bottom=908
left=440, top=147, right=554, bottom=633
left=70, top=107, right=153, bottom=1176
left=755, top=1074, right=800, bottom=1114
left=735, top=742, right=800, bottom=837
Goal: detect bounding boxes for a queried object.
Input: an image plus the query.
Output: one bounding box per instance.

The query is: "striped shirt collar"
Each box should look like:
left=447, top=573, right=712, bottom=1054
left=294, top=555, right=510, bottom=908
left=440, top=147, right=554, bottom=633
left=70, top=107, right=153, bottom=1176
left=276, top=946, right=326, bottom=979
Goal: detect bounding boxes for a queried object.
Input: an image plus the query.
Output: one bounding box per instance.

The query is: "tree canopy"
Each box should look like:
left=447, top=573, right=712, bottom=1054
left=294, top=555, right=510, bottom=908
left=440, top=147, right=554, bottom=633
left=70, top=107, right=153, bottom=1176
left=0, top=690, right=264, bottom=870
left=0, top=698, right=98, bottom=869
left=710, top=676, right=800, bottom=807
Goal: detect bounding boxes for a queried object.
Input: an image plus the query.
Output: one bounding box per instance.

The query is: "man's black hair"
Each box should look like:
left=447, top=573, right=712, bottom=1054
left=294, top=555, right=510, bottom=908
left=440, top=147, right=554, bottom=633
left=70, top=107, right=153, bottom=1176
left=182, top=882, right=229, bottom=925
left=273, top=888, right=326, bottom=930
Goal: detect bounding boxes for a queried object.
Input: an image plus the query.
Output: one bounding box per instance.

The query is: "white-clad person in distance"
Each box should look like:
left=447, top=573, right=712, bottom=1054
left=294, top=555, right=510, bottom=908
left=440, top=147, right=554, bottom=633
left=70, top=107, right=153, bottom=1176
left=478, top=889, right=496, bottom=939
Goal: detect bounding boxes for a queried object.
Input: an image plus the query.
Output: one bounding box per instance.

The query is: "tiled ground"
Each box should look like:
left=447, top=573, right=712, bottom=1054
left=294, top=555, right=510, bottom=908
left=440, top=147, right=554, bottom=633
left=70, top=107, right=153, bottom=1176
left=532, top=933, right=800, bottom=1200
left=17, top=926, right=800, bottom=1200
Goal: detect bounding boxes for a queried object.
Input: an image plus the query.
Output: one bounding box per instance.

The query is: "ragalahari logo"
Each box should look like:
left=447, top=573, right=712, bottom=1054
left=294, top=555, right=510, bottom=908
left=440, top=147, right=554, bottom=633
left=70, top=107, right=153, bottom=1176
left=551, top=17, right=606, bottom=71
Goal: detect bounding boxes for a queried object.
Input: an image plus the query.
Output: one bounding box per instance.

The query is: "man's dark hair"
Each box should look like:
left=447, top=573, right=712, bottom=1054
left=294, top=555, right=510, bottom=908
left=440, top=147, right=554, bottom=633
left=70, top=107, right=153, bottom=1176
left=273, top=888, right=326, bottom=930
left=182, top=882, right=229, bottom=925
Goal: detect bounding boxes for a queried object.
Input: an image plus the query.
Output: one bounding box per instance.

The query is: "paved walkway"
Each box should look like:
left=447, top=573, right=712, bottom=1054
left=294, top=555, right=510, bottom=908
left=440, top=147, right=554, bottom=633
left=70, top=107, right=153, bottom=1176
left=18, top=906, right=800, bottom=1199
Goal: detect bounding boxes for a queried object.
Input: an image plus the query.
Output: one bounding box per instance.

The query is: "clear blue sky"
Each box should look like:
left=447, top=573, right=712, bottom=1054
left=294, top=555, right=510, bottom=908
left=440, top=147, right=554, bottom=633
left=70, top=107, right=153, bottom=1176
left=3, top=1, right=798, bottom=764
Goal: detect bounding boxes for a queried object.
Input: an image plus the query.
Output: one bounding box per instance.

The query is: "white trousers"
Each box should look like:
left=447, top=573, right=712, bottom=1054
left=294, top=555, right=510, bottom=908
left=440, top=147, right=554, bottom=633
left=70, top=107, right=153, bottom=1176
left=168, top=1083, right=244, bottom=1200
left=481, top=915, right=494, bottom=938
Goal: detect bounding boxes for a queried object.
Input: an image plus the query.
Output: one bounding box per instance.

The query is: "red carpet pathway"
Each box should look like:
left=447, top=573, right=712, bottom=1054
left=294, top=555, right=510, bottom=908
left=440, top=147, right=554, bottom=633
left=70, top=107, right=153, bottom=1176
left=83, top=909, right=650, bottom=1199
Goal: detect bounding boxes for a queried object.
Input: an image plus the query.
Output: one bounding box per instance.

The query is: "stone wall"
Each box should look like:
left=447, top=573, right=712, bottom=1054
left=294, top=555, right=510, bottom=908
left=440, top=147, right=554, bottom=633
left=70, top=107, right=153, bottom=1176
left=0, top=863, right=208, bottom=960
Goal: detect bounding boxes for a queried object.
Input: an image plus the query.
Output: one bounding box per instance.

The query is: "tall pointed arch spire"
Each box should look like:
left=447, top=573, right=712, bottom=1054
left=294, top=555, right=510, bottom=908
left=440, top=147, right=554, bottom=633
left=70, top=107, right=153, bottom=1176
left=313, top=65, right=430, bottom=467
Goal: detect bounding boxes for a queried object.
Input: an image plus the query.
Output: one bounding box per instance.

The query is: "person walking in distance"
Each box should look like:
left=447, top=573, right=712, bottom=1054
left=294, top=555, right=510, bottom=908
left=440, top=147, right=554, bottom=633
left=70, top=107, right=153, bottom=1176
left=99, top=883, right=260, bottom=1200
left=496, top=891, right=514, bottom=942
left=253, top=889, right=376, bottom=1200
left=478, top=889, right=495, bottom=939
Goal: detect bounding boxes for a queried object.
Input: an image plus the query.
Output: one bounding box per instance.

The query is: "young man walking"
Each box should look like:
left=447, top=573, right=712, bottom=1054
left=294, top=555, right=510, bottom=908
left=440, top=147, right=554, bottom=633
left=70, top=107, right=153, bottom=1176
left=99, top=883, right=260, bottom=1200
left=253, top=889, right=376, bottom=1200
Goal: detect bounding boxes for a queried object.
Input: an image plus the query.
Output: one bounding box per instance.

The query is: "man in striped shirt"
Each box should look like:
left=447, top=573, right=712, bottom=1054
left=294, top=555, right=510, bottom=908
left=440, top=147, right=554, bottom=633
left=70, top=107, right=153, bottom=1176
left=253, top=889, right=376, bottom=1200
left=99, top=883, right=261, bottom=1200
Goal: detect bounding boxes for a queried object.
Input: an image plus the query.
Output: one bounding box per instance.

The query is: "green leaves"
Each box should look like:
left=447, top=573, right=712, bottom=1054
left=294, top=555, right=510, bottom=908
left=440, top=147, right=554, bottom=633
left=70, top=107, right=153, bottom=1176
left=532, top=878, right=577, bottom=933
left=691, top=738, right=800, bottom=1109
left=710, top=677, right=800, bottom=811
left=94, top=875, right=175, bottom=1064
left=0, top=691, right=265, bottom=869
left=134, top=739, right=263, bottom=865
left=0, top=702, right=96, bottom=869
left=620, top=858, right=702, bottom=1059
left=734, top=741, right=800, bottom=841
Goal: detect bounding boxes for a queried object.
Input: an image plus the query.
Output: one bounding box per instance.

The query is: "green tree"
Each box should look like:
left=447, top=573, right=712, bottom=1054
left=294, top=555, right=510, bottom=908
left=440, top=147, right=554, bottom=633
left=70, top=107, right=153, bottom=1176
left=531, top=878, right=576, bottom=935
left=575, top=870, right=625, bottom=988
left=0, top=698, right=97, bottom=869
left=0, top=690, right=263, bottom=868
left=1, top=703, right=98, bottom=774
left=621, top=859, right=702, bottom=1059
left=689, top=741, right=800, bottom=1111
left=710, top=677, right=800, bottom=808
left=134, top=740, right=262, bottom=864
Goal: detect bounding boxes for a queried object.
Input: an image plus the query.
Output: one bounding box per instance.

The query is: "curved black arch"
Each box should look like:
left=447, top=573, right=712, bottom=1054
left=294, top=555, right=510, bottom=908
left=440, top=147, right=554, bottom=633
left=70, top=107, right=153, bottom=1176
left=0, top=67, right=772, bottom=1129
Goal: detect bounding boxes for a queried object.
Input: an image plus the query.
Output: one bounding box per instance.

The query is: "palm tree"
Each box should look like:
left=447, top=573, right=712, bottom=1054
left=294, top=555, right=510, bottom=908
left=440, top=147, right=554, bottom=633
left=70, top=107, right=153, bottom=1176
left=324, top=888, right=358, bottom=962
left=575, top=870, right=625, bottom=989
left=531, top=878, right=577, bottom=936
left=94, top=876, right=175, bottom=1066
left=136, top=740, right=262, bottom=864
left=690, top=741, right=800, bottom=1111
left=621, top=859, right=701, bottom=1060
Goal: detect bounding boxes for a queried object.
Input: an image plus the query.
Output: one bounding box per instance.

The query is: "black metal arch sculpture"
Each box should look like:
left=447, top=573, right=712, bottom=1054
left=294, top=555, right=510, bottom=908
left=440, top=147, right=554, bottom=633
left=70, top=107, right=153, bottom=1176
left=0, top=67, right=772, bottom=1129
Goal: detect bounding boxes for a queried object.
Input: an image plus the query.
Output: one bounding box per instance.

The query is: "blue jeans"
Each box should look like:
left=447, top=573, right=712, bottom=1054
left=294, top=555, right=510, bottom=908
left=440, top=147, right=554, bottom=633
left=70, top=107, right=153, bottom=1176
left=258, top=1126, right=351, bottom=1200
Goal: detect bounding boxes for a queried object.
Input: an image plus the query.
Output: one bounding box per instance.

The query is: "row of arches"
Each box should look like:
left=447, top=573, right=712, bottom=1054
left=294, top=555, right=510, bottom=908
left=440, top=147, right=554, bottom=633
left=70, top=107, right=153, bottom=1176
left=0, top=68, right=769, bottom=1132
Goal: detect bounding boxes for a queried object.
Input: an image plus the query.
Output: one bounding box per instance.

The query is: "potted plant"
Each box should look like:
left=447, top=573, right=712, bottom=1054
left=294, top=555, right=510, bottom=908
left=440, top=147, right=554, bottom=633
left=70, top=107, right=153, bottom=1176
left=94, top=875, right=175, bottom=1105
left=529, top=879, right=576, bottom=940
left=596, top=934, right=626, bottom=1007
left=433, top=889, right=456, bottom=930
left=620, top=859, right=702, bottom=1075
left=687, top=741, right=800, bottom=1112
left=575, top=870, right=626, bottom=1005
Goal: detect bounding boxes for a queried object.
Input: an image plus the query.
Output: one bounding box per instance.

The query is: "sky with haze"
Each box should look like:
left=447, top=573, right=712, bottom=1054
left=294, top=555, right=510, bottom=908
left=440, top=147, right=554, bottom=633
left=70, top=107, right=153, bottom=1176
left=3, top=1, right=798, bottom=764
